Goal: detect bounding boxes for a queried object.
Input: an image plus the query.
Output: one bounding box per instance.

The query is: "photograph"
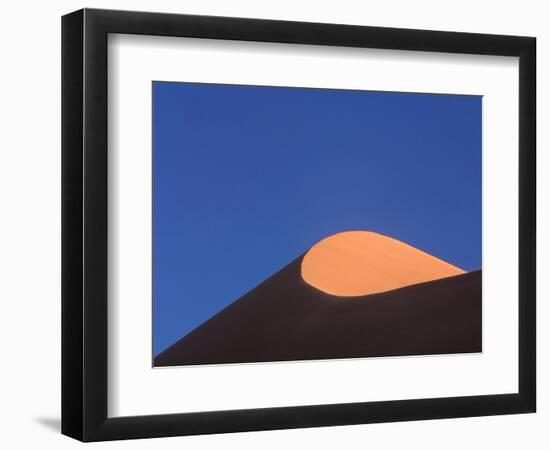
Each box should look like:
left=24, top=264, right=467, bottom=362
left=152, top=82, right=482, bottom=367
left=53, top=5, right=537, bottom=443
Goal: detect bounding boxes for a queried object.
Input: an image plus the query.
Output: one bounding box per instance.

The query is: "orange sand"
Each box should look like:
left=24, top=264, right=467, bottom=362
left=301, top=231, right=465, bottom=297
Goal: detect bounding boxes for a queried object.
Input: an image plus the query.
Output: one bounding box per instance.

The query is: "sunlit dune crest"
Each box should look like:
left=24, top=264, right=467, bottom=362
left=301, top=231, right=465, bottom=297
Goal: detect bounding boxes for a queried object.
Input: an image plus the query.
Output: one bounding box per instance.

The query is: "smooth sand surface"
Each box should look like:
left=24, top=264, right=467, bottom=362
left=301, top=231, right=465, bottom=297
left=154, top=258, right=481, bottom=367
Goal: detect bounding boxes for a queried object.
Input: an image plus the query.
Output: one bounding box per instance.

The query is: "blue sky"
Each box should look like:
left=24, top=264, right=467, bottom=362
left=153, top=82, right=482, bottom=356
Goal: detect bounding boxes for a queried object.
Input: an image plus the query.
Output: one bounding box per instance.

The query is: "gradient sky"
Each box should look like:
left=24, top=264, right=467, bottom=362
left=153, top=82, right=482, bottom=356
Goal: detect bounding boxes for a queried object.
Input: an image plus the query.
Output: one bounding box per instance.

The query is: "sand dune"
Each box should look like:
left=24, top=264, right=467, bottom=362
left=154, top=257, right=481, bottom=367
left=301, top=231, right=464, bottom=297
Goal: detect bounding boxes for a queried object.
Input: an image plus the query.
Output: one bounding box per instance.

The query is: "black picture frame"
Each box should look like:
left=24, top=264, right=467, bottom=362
left=62, top=8, right=536, bottom=442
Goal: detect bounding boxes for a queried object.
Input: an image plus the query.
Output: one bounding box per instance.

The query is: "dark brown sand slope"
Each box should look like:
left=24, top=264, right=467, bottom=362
left=154, top=258, right=481, bottom=367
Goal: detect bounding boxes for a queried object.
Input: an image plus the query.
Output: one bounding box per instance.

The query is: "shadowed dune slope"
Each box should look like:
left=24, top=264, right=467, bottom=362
left=154, top=257, right=481, bottom=367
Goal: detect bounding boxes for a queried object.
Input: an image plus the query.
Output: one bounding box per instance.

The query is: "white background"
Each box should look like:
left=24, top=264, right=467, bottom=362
left=109, top=35, right=518, bottom=416
left=0, top=0, right=546, bottom=448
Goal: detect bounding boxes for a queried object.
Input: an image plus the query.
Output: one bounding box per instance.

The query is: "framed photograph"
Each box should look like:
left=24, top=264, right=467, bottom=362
left=61, top=8, right=536, bottom=441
